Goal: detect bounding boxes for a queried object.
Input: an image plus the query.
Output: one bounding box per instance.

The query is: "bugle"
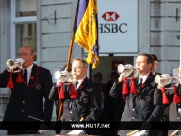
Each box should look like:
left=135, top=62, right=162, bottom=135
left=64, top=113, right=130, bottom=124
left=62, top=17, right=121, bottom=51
left=117, top=64, right=138, bottom=79
left=155, top=74, right=179, bottom=89
left=54, top=70, right=70, bottom=83
left=7, top=58, right=25, bottom=73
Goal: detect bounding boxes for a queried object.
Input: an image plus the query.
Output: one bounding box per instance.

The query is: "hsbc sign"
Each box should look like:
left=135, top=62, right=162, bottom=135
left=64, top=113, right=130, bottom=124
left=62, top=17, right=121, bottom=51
left=99, top=12, right=127, bottom=33
left=102, top=12, right=120, bottom=21
left=97, top=0, right=138, bottom=53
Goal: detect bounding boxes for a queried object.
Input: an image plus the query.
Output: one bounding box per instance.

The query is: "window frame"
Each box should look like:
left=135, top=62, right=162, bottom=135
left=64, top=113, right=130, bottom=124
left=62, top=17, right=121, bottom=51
left=10, top=0, right=37, bottom=60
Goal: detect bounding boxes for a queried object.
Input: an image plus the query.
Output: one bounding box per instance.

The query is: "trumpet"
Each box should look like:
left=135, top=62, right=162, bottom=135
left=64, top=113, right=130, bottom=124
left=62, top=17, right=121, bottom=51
left=117, top=64, right=138, bottom=79
left=7, top=58, right=25, bottom=73
left=54, top=70, right=70, bottom=83
left=155, top=74, right=179, bottom=89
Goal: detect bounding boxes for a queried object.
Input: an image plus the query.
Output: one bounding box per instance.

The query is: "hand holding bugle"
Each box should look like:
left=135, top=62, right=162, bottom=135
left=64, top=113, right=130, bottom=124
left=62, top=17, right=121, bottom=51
left=7, top=58, right=25, bottom=73
left=117, top=64, right=138, bottom=78
left=155, top=74, right=179, bottom=89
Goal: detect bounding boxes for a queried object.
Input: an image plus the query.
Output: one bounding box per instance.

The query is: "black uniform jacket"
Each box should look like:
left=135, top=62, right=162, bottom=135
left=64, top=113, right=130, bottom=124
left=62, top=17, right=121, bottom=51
left=49, top=78, right=102, bottom=134
left=49, top=78, right=102, bottom=121
left=0, top=64, right=54, bottom=130
left=109, top=73, right=165, bottom=136
left=166, top=84, right=181, bottom=135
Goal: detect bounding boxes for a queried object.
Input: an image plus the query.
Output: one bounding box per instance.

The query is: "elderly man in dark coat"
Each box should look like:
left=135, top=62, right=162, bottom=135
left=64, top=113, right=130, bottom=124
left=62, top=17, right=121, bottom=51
left=0, top=46, right=53, bottom=135
left=49, top=58, right=102, bottom=135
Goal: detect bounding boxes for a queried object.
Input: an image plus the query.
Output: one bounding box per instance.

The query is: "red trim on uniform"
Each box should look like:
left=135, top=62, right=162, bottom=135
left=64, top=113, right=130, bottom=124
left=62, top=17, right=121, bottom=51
left=23, top=66, right=39, bottom=88
left=136, top=74, right=152, bottom=95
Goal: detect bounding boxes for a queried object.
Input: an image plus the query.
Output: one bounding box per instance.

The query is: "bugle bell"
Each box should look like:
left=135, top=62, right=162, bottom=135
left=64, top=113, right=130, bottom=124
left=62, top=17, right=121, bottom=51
left=155, top=74, right=179, bottom=89
left=54, top=70, right=70, bottom=83
left=7, top=58, right=25, bottom=73
left=117, top=64, right=138, bottom=78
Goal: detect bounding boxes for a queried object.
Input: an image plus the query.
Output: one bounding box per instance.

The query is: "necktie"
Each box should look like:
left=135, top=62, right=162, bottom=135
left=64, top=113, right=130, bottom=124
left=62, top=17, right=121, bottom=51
left=75, top=81, right=78, bottom=89
left=24, top=69, right=27, bottom=84
left=139, top=78, right=143, bottom=86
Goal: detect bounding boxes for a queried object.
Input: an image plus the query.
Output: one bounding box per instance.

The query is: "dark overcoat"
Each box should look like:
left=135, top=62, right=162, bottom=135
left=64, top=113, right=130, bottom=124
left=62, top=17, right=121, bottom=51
left=109, top=73, right=165, bottom=136
left=49, top=77, right=102, bottom=135
left=0, top=64, right=54, bottom=131
left=168, top=84, right=181, bottom=136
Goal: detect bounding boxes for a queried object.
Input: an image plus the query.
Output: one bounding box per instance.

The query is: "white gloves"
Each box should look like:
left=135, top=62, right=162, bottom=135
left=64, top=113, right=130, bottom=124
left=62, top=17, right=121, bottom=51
left=54, top=70, right=70, bottom=83
left=118, top=73, right=124, bottom=82
left=117, top=64, right=138, bottom=81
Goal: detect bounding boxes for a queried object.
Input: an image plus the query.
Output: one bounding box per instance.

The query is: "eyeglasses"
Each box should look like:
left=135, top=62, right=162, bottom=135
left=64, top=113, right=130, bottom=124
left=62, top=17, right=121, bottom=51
left=17, top=52, right=31, bottom=57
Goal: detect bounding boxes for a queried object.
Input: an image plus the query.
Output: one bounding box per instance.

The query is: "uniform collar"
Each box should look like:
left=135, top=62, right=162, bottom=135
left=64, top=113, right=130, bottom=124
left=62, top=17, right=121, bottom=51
left=77, top=76, right=86, bottom=83
left=23, top=63, right=33, bottom=74
left=139, top=72, right=150, bottom=83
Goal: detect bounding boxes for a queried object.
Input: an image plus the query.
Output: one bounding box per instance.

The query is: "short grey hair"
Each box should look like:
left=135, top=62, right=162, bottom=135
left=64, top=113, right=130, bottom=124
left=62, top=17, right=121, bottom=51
left=72, top=58, right=88, bottom=68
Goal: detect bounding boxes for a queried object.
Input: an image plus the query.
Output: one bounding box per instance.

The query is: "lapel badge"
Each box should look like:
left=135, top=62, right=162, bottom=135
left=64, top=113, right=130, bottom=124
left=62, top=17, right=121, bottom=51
left=36, top=84, right=41, bottom=90
left=145, top=96, right=151, bottom=101
left=30, top=76, right=34, bottom=80
left=83, top=97, right=88, bottom=103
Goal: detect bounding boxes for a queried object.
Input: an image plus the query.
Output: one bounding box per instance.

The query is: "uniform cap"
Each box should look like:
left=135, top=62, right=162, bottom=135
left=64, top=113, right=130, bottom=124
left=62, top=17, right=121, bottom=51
left=150, top=54, right=157, bottom=61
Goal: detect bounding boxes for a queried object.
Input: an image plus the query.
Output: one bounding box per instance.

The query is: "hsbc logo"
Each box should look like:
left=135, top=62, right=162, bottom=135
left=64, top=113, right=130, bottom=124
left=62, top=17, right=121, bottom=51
left=99, top=11, right=127, bottom=33
left=102, top=12, right=120, bottom=21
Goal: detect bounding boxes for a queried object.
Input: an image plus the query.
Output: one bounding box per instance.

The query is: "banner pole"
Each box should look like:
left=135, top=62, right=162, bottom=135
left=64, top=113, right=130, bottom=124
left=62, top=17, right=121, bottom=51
left=66, top=0, right=80, bottom=70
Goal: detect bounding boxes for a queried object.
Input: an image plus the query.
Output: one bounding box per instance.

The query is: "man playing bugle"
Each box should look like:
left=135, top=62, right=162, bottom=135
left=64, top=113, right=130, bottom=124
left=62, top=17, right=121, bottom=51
left=110, top=53, right=165, bottom=136
left=0, top=46, right=53, bottom=135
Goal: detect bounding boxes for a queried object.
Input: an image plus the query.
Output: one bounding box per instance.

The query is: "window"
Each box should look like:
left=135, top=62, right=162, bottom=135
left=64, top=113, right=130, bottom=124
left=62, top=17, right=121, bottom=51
left=16, top=24, right=37, bottom=60
left=15, top=0, right=36, bottom=17
left=11, top=0, right=37, bottom=61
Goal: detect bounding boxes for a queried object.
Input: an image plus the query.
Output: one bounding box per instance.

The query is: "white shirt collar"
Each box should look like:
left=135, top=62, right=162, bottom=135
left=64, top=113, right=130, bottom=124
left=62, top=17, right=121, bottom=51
left=76, top=76, right=86, bottom=88
left=23, top=64, right=33, bottom=83
left=77, top=76, right=86, bottom=83
left=140, top=72, right=150, bottom=83
left=23, top=64, right=33, bottom=74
